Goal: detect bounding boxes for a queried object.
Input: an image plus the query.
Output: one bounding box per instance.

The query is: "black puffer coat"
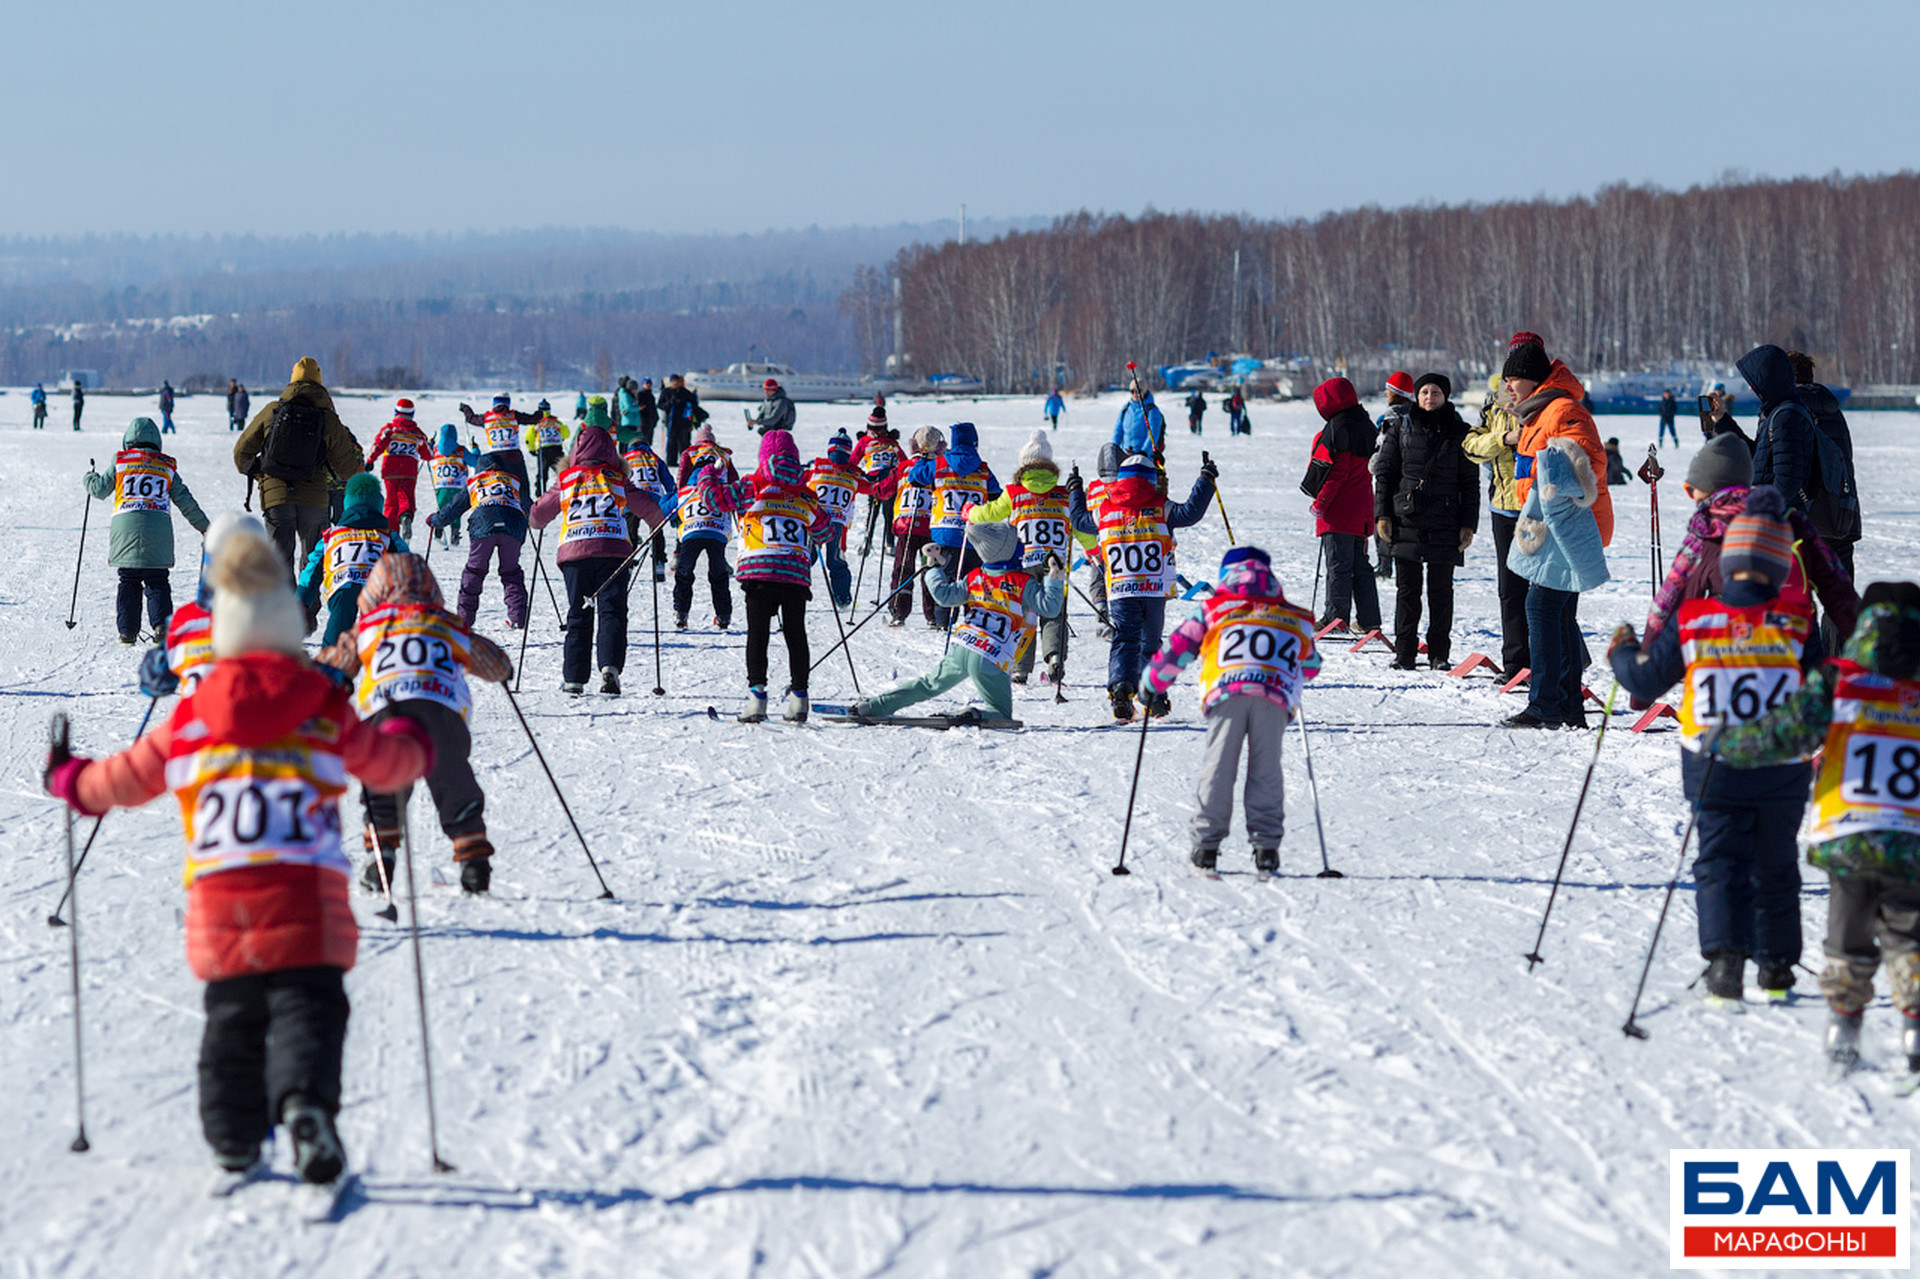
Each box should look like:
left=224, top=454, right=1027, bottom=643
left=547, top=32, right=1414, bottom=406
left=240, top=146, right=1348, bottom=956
left=1374, top=402, right=1479, bottom=563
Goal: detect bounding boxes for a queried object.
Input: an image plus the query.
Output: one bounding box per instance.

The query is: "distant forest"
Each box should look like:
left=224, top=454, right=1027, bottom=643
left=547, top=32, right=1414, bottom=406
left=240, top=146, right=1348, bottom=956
left=886, top=172, right=1920, bottom=392
left=0, top=219, right=1040, bottom=390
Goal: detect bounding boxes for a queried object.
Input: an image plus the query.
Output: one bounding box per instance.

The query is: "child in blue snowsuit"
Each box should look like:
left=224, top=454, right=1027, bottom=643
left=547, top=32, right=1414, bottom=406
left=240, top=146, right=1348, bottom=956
left=297, top=472, right=410, bottom=644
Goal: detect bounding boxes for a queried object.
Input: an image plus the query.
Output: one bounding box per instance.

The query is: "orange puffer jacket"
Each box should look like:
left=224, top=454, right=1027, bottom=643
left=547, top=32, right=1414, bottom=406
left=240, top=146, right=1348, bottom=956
left=1513, top=360, right=1613, bottom=545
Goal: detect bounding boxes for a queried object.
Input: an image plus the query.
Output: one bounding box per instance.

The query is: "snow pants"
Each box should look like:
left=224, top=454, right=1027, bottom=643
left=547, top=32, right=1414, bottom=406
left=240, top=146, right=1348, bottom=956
left=1191, top=695, right=1288, bottom=852
left=1693, top=800, right=1804, bottom=967
left=382, top=475, right=417, bottom=536
left=1393, top=557, right=1455, bottom=667
left=433, top=488, right=464, bottom=546
left=458, top=534, right=528, bottom=628
left=865, top=645, right=1013, bottom=721
left=889, top=530, right=937, bottom=624
left=115, top=567, right=172, bottom=640
left=362, top=702, right=486, bottom=853
left=1107, top=595, right=1167, bottom=692
left=674, top=536, right=732, bottom=624
left=1013, top=606, right=1067, bottom=680
left=1820, top=873, right=1920, bottom=1014
left=534, top=445, right=563, bottom=496
left=820, top=532, right=852, bottom=609
left=321, top=584, right=364, bottom=647
left=561, top=556, right=630, bottom=684
left=199, top=965, right=349, bottom=1158
left=1319, top=533, right=1380, bottom=630
left=265, top=504, right=326, bottom=584
left=743, top=581, right=809, bottom=695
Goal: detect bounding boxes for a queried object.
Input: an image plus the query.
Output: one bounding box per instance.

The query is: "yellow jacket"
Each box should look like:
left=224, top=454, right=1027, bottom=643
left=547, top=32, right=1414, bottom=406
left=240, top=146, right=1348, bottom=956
left=1461, top=375, right=1521, bottom=513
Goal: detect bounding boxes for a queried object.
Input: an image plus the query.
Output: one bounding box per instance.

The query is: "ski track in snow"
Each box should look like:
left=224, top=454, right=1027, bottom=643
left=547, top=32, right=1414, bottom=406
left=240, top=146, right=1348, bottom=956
left=1, top=389, right=1915, bottom=1277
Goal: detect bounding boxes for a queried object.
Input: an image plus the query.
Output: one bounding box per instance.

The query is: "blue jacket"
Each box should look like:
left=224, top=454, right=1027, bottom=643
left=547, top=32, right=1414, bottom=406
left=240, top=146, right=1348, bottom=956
left=1044, top=392, right=1064, bottom=416
left=1508, top=439, right=1609, bottom=594
left=428, top=448, right=530, bottom=542
left=30, top=385, right=46, bottom=407
left=297, top=496, right=411, bottom=606
left=1111, top=397, right=1166, bottom=456
left=929, top=422, right=1002, bottom=549
left=1610, top=577, right=1821, bottom=805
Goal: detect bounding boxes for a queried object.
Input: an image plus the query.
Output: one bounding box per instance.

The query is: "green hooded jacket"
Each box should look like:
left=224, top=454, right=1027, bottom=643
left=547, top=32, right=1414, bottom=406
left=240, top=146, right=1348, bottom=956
left=83, top=417, right=210, bottom=569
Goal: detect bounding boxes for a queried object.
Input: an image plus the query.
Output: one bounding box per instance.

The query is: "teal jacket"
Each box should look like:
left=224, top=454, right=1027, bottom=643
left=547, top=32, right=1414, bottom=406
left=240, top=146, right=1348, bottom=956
left=82, top=417, right=210, bottom=569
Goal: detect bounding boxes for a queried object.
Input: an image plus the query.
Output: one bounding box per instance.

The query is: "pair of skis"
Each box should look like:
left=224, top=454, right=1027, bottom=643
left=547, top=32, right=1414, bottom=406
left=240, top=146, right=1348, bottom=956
left=210, top=1161, right=357, bottom=1224
left=810, top=703, right=1023, bottom=731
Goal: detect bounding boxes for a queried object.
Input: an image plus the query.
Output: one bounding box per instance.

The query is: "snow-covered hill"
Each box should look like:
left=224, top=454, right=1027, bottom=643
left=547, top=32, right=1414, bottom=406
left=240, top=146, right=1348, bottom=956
left=2, top=386, right=1914, bottom=1276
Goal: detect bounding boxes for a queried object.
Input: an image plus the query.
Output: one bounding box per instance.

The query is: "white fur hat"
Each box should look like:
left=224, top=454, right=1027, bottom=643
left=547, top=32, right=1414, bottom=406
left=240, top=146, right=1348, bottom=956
left=210, top=526, right=306, bottom=658
left=1017, top=429, right=1055, bottom=472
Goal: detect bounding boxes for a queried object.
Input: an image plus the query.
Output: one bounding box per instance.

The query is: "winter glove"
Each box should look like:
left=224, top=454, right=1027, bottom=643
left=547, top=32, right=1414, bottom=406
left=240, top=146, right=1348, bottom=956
left=375, top=714, right=437, bottom=775
left=1606, top=623, right=1638, bottom=659
left=44, top=736, right=103, bottom=816
left=919, top=544, right=951, bottom=568
left=1199, top=457, right=1219, bottom=481
left=1375, top=518, right=1393, bottom=543
left=1458, top=529, right=1474, bottom=552
left=457, top=403, right=473, bottom=418
left=137, top=647, right=179, bottom=698
left=1045, top=552, right=1068, bottom=581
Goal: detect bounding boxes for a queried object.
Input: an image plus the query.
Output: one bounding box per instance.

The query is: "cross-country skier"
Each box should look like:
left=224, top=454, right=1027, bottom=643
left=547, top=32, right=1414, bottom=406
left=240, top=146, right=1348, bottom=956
left=1142, top=544, right=1321, bottom=874
left=365, top=398, right=431, bottom=542
left=620, top=430, right=675, bottom=584
left=964, top=429, right=1092, bottom=686
left=804, top=433, right=863, bottom=609
left=885, top=427, right=944, bottom=628
left=523, top=404, right=570, bottom=497
left=734, top=429, right=832, bottom=722
left=44, top=522, right=433, bottom=1185
left=297, top=472, right=410, bottom=645
left=138, top=513, right=259, bottom=700
left=425, top=435, right=531, bottom=629
left=426, top=424, right=471, bottom=549
left=672, top=454, right=736, bottom=630
left=928, top=422, right=1001, bottom=627
left=83, top=415, right=210, bottom=644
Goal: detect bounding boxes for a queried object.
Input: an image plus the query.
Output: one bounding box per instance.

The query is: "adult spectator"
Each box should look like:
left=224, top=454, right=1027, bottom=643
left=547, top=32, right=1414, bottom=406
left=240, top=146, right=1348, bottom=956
left=1700, top=381, right=1753, bottom=453
left=1743, top=344, right=1817, bottom=517
left=1224, top=389, right=1247, bottom=436
left=574, top=391, right=588, bottom=421
left=159, top=380, right=176, bottom=434
left=1110, top=376, right=1165, bottom=457
left=1305, top=377, right=1380, bottom=635
left=658, top=373, right=707, bottom=466
left=1789, top=348, right=1861, bottom=582
left=71, top=379, right=85, bottom=430
left=1374, top=374, right=1477, bottom=670
left=1184, top=389, right=1206, bottom=435
left=1372, top=372, right=1416, bottom=580
left=1463, top=373, right=1529, bottom=676
left=614, top=376, right=643, bottom=449
left=1657, top=389, right=1679, bottom=448
left=751, top=377, right=796, bottom=436
left=635, top=377, right=659, bottom=447
left=234, top=357, right=366, bottom=577
left=226, top=378, right=239, bottom=426
left=30, top=382, right=47, bottom=429
left=1498, top=338, right=1612, bottom=730
left=231, top=383, right=250, bottom=432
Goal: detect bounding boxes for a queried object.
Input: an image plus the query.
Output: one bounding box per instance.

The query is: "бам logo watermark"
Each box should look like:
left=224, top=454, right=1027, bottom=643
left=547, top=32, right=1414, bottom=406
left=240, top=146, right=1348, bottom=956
left=1671, top=1150, right=1909, bottom=1269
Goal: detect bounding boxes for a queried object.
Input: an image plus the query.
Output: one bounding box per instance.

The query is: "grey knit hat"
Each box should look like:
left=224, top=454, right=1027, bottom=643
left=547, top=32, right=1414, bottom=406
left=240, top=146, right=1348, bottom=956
left=966, top=520, right=1022, bottom=566
left=1686, top=431, right=1754, bottom=495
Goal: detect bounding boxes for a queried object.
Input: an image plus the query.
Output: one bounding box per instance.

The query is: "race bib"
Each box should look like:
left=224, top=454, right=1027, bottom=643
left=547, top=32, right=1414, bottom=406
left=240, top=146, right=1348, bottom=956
left=810, top=476, right=857, bottom=524
left=676, top=485, right=731, bottom=538
left=1839, top=736, right=1920, bottom=809
left=483, top=419, right=519, bottom=452
left=430, top=457, right=468, bottom=488
left=536, top=421, right=565, bottom=448
left=386, top=437, right=419, bottom=459
left=467, top=469, right=523, bottom=511
left=1103, top=533, right=1169, bottom=597
left=1676, top=602, right=1812, bottom=752
left=1016, top=514, right=1069, bottom=563
left=952, top=569, right=1033, bottom=671
left=559, top=469, right=628, bottom=546
left=895, top=485, right=933, bottom=518
left=356, top=606, right=473, bottom=719
left=934, top=482, right=984, bottom=531
left=744, top=512, right=811, bottom=550
left=322, top=530, right=389, bottom=596
left=114, top=454, right=172, bottom=515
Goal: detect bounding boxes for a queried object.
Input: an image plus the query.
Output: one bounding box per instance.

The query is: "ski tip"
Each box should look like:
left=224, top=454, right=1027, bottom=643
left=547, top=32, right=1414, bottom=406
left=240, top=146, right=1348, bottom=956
left=69, top=1133, right=90, bottom=1154
left=1315, top=868, right=1345, bottom=879
left=47, top=913, right=67, bottom=928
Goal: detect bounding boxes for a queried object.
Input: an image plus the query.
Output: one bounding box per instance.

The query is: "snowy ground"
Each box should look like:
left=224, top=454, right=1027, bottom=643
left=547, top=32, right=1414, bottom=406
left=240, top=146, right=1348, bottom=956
left=1, top=385, right=1915, bottom=1277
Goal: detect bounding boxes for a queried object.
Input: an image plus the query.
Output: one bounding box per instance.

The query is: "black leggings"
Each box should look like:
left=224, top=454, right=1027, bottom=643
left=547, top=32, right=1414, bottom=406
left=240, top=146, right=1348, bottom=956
left=744, top=581, right=810, bottom=694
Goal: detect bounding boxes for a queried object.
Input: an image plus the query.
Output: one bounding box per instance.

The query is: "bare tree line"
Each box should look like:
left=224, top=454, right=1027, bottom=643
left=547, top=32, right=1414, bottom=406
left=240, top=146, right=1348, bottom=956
left=886, top=172, right=1920, bottom=392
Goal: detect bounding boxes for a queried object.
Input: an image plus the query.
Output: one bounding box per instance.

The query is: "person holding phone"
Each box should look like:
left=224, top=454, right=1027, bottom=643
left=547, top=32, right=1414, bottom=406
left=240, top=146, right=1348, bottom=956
left=1699, top=382, right=1755, bottom=455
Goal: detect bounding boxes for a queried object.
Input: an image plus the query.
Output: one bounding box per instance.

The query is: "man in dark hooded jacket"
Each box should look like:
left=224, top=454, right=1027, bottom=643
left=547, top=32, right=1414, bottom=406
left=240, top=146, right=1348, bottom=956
left=751, top=378, right=797, bottom=436
left=1742, top=344, right=1816, bottom=518
left=1789, top=350, right=1861, bottom=571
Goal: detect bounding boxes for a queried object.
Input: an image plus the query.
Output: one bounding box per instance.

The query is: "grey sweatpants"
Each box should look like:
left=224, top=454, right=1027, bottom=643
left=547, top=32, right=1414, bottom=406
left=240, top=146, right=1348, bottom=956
left=1192, top=695, right=1288, bottom=851
left=865, top=646, right=1013, bottom=720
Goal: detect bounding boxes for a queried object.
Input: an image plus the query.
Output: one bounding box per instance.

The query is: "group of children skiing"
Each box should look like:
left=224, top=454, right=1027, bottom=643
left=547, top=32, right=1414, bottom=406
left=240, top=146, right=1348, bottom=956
left=41, top=373, right=1920, bottom=1200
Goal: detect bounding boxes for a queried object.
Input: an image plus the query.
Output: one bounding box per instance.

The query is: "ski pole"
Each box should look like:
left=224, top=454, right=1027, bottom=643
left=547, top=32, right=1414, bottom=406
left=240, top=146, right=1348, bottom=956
left=650, top=535, right=665, bottom=698
left=820, top=552, right=861, bottom=696
left=1638, top=445, right=1665, bottom=599
left=48, top=694, right=159, bottom=927
left=514, top=532, right=538, bottom=696
left=1202, top=451, right=1235, bottom=545
left=499, top=685, right=616, bottom=899
left=1622, top=753, right=1719, bottom=1040
left=1294, top=703, right=1342, bottom=878
left=852, top=500, right=878, bottom=617
left=66, top=466, right=94, bottom=630
left=50, top=714, right=90, bottom=1151
left=807, top=569, right=926, bottom=675
left=363, top=818, right=399, bottom=923
left=530, top=528, right=565, bottom=631
left=397, top=793, right=453, bottom=1172
left=1310, top=536, right=1326, bottom=619
left=1524, top=681, right=1621, bottom=969
left=1064, top=556, right=1112, bottom=627
left=1110, top=705, right=1152, bottom=876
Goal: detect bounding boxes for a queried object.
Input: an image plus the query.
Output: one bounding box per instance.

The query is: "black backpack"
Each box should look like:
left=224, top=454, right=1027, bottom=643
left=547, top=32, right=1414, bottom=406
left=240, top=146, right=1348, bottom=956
left=261, top=397, right=328, bottom=482
left=1806, top=420, right=1862, bottom=544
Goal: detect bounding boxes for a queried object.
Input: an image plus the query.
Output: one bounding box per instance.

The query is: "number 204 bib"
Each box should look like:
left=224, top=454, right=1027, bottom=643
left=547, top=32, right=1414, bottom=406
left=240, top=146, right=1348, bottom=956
left=1676, top=599, right=1811, bottom=753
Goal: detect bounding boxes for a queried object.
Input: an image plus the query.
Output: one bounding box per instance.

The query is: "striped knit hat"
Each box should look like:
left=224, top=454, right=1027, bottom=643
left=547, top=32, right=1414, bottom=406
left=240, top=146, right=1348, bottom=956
left=1721, top=487, right=1794, bottom=587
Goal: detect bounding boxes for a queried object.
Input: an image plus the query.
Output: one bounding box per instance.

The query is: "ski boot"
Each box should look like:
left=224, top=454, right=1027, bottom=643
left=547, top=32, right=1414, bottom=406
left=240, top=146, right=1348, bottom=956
left=784, top=690, right=810, bottom=723
left=360, top=825, right=400, bottom=893
left=1190, top=844, right=1219, bottom=875
left=1109, top=682, right=1136, bottom=723
left=1046, top=655, right=1065, bottom=686
left=282, top=1095, right=346, bottom=1185
left=1826, top=1009, right=1863, bottom=1075
left=1755, top=962, right=1796, bottom=1003
left=1141, top=690, right=1171, bottom=719
left=674, top=613, right=688, bottom=631
left=1703, top=951, right=1746, bottom=1006
left=714, top=615, right=731, bottom=631
left=1253, top=847, right=1279, bottom=875
left=1011, top=671, right=1029, bottom=686
left=453, top=833, right=493, bottom=895
left=739, top=686, right=769, bottom=723
left=214, top=1142, right=262, bottom=1175
left=600, top=666, right=622, bottom=696
left=561, top=681, right=586, bottom=695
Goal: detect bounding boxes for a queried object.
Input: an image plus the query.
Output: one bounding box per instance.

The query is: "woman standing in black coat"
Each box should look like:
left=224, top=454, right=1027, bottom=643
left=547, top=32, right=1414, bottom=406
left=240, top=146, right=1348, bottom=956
left=1374, top=373, right=1479, bottom=669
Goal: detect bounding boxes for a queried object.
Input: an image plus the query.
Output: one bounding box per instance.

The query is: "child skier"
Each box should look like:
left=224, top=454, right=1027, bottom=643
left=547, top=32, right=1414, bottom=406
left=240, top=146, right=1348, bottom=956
left=621, top=430, right=676, bottom=583
left=677, top=422, right=736, bottom=487
left=928, top=422, right=1002, bottom=626
left=1709, top=581, right=1920, bottom=1072
left=83, top=415, right=211, bottom=644
left=44, top=523, right=432, bottom=1184
left=852, top=424, right=903, bottom=561
left=529, top=406, right=650, bottom=695
left=804, top=433, right=863, bottom=609
left=1142, top=545, right=1321, bottom=873
left=523, top=404, right=570, bottom=497
left=850, top=521, right=1065, bottom=722
left=673, top=456, right=736, bottom=630
left=318, top=553, right=514, bottom=894
left=1609, top=488, right=1820, bottom=1003
left=965, top=429, right=1093, bottom=686
left=885, top=427, right=945, bottom=627
left=424, top=439, right=531, bottom=629
left=298, top=472, right=410, bottom=645
left=1066, top=451, right=1219, bottom=721
left=461, top=393, right=539, bottom=456
left=426, top=424, right=471, bottom=549
left=735, top=429, right=832, bottom=722
left=365, top=398, right=431, bottom=542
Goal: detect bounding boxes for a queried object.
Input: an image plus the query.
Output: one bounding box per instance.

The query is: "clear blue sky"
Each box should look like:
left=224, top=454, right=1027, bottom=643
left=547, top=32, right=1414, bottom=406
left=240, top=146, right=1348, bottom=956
left=7, top=0, right=1916, bottom=237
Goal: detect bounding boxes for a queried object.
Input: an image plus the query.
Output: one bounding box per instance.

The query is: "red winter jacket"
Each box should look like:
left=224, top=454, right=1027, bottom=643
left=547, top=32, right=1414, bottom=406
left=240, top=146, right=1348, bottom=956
left=1311, top=405, right=1377, bottom=538
left=367, top=417, right=433, bottom=481
left=71, top=652, right=430, bottom=981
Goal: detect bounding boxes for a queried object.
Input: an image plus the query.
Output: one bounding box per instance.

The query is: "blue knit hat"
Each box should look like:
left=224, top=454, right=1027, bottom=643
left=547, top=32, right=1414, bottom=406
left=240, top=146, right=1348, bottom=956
left=1220, top=545, right=1270, bottom=574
